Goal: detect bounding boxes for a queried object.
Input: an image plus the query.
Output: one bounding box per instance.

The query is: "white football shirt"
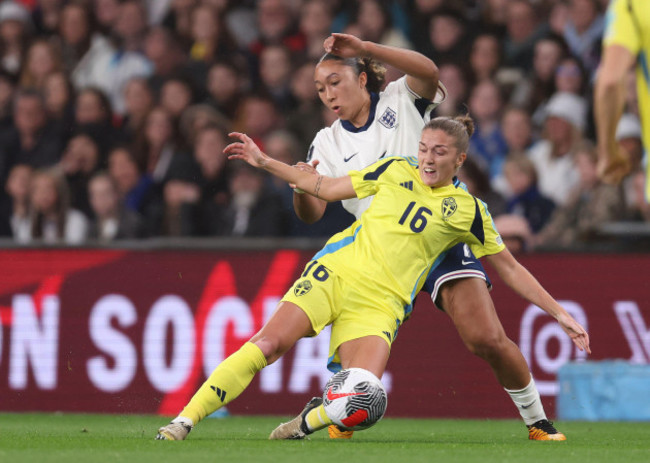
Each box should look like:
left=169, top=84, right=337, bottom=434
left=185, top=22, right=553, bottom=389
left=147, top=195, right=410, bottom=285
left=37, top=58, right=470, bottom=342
left=308, top=76, right=446, bottom=218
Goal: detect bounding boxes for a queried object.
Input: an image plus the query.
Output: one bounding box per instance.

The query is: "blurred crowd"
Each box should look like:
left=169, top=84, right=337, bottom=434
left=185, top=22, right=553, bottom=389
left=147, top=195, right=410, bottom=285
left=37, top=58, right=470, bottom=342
left=0, top=0, right=646, bottom=250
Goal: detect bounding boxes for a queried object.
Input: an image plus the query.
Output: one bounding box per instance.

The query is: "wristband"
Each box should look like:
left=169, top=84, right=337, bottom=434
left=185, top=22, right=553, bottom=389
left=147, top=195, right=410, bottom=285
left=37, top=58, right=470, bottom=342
left=293, top=187, right=305, bottom=194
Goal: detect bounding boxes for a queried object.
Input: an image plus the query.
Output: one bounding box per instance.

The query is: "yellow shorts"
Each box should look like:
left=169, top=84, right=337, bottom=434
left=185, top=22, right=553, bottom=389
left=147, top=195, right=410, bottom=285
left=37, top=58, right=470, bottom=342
left=281, top=260, right=405, bottom=372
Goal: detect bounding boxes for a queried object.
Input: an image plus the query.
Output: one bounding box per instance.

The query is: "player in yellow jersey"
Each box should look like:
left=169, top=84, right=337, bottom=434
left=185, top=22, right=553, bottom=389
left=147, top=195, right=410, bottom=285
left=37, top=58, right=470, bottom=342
left=155, top=116, right=590, bottom=441
left=596, top=0, right=650, bottom=193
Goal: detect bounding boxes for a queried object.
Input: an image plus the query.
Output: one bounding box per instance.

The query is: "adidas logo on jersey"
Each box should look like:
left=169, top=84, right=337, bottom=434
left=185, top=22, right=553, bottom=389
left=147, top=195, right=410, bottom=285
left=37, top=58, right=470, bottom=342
left=400, top=181, right=413, bottom=190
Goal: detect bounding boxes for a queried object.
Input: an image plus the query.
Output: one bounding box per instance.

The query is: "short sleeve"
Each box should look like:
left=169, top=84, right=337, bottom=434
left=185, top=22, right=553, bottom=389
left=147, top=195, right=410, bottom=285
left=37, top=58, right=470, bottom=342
left=349, top=157, right=401, bottom=200
left=468, top=199, right=505, bottom=258
left=603, top=0, right=641, bottom=54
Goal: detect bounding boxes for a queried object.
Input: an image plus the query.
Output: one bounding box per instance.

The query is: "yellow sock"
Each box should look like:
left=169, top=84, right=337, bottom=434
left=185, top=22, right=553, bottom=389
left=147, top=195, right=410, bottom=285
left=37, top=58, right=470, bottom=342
left=304, top=404, right=333, bottom=432
left=179, top=342, right=267, bottom=424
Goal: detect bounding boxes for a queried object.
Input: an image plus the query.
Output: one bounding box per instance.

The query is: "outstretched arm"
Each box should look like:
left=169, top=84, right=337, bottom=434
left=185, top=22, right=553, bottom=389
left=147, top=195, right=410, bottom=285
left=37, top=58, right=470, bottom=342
left=224, top=132, right=356, bottom=202
left=292, top=161, right=328, bottom=224
left=594, top=44, right=636, bottom=184
left=485, top=248, right=591, bottom=354
left=325, top=33, right=439, bottom=100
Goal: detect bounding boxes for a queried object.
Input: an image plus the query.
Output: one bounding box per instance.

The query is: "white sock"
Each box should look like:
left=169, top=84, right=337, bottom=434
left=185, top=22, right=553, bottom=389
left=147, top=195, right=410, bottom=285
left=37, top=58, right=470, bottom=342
left=171, top=416, right=194, bottom=428
left=504, top=376, right=546, bottom=426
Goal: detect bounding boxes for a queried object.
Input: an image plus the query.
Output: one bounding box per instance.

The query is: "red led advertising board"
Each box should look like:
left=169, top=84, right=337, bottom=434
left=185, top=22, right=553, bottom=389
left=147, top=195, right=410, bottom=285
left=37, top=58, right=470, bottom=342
left=0, top=249, right=647, bottom=418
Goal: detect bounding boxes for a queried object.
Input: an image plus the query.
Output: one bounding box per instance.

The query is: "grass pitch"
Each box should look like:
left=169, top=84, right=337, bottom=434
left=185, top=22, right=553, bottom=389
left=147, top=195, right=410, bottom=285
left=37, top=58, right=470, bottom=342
left=0, top=413, right=647, bottom=463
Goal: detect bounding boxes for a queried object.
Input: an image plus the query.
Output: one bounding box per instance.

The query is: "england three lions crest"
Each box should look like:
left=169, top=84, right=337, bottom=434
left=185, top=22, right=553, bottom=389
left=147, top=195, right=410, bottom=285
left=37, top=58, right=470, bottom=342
left=442, top=197, right=457, bottom=221
left=379, top=107, right=397, bottom=129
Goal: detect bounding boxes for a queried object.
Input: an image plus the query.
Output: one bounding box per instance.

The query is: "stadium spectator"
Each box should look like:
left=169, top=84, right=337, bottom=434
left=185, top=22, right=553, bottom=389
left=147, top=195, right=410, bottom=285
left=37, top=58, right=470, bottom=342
left=19, top=38, right=63, bottom=90
left=160, top=0, right=196, bottom=47
left=1, top=163, right=32, bottom=238
left=142, top=26, right=188, bottom=95
left=43, top=71, right=74, bottom=128
left=214, top=161, right=289, bottom=237
left=159, top=75, right=195, bottom=119
left=144, top=157, right=203, bottom=237
left=432, top=62, right=466, bottom=118
left=188, top=3, right=235, bottom=63
left=71, top=1, right=152, bottom=115
left=112, top=0, right=148, bottom=53
left=509, top=35, right=567, bottom=124
left=232, top=94, right=281, bottom=149
left=135, top=107, right=180, bottom=184
left=0, top=70, right=16, bottom=131
left=31, top=0, right=64, bottom=37
left=249, top=0, right=304, bottom=58
left=204, top=58, right=246, bottom=120
left=15, top=167, right=88, bottom=244
left=533, top=141, right=625, bottom=249
left=59, top=132, right=104, bottom=217
left=527, top=91, right=585, bottom=206
left=178, top=103, right=229, bottom=151
left=493, top=213, right=532, bottom=254
left=258, top=44, right=295, bottom=112
left=562, top=0, right=604, bottom=74
left=107, top=145, right=153, bottom=214
left=192, top=123, right=229, bottom=206
left=121, top=77, right=154, bottom=141
left=57, top=1, right=94, bottom=75
left=354, top=0, right=411, bottom=50
left=502, top=155, right=555, bottom=233
left=87, top=171, right=145, bottom=241
left=456, top=157, right=506, bottom=217
left=501, top=106, right=536, bottom=156
left=554, top=56, right=588, bottom=97
left=285, top=61, right=323, bottom=155
left=0, top=1, right=32, bottom=77
left=423, top=7, right=470, bottom=67
left=299, top=0, right=333, bottom=60
left=468, top=33, right=502, bottom=86
left=468, top=79, right=508, bottom=180
left=0, top=89, right=65, bottom=183
left=502, top=0, right=548, bottom=71
left=73, top=86, right=121, bottom=151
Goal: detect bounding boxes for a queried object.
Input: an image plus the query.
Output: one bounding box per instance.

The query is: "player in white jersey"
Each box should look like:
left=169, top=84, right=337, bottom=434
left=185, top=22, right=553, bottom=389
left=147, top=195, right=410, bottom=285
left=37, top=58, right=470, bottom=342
left=292, top=34, right=567, bottom=441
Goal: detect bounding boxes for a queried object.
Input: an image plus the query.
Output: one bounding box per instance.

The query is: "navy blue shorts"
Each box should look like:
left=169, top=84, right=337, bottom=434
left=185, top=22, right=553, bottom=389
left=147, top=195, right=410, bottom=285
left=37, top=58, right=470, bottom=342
left=422, top=243, right=491, bottom=311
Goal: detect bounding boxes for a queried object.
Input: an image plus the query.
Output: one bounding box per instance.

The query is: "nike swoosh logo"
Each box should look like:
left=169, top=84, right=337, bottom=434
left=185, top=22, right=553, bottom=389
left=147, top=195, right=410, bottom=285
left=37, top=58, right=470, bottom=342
left=461, top=260, right=474, bottom=265
left=326, top=386, right=368, bottom=401
left=343, top=152, right=359, bottom=162
left=521, top=400, right=536, bottom=409
left=378, top=151, right=387, bottom=159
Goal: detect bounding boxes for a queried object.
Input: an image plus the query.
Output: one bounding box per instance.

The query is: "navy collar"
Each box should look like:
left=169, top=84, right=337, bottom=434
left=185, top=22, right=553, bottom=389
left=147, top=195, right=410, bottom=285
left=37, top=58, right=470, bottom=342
left=340, top=92, right=379, bottom=133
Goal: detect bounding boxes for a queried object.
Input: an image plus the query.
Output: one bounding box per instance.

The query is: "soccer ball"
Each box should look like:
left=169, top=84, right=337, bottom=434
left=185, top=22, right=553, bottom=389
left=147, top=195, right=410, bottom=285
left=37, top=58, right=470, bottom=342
left=322, top=368, right=387, bottom=431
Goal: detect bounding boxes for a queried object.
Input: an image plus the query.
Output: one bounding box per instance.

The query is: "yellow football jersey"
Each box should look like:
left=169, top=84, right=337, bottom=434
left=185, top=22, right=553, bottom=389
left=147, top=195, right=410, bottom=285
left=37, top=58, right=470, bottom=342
left=604, top=0, right=650, bottom=200
left=311, top=156, right=504, bottom=319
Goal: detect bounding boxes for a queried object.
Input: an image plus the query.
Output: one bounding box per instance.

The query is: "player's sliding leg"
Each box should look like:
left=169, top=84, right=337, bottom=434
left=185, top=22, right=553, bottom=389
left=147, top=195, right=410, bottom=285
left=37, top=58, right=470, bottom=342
left=440, top=278, right=566, bottom=441
left=157, top=302, right=313, bottom=440
left=269, top=336, right=390, bottom=440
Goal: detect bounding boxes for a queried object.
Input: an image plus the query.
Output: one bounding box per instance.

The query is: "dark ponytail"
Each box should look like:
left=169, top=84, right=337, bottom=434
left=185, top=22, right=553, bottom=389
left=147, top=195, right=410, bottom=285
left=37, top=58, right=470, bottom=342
left=318, top=53, right=386, bottom=93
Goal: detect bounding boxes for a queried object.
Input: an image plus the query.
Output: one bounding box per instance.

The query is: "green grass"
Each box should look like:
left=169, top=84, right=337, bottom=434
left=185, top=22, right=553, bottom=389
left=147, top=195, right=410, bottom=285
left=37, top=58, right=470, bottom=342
left=0, top=413, right=648, bottom=463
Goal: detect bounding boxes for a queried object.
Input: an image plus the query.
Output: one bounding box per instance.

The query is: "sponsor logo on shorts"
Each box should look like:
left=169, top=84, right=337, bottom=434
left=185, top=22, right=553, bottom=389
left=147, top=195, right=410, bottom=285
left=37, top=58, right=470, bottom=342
left=442, top=197, right=457, bottom=220
left=294, top=279, right=313, bottom=296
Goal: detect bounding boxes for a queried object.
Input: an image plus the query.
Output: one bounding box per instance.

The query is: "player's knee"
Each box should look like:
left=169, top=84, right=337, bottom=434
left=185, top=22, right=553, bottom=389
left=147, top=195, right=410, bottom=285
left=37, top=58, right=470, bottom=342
left=251, top=336, right=287, bottom=364
left=466, top=332, right=508, bottom=361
